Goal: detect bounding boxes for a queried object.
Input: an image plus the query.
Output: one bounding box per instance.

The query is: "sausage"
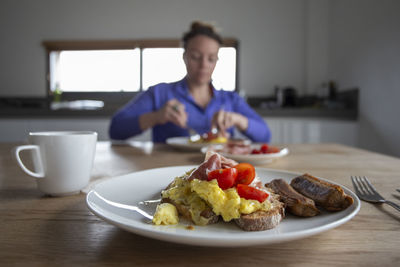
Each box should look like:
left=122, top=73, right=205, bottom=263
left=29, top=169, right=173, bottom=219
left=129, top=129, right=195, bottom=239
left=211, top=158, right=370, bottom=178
left=290, top=174, right=354, bottom=211
left=267, top=179, right=319, bottom=217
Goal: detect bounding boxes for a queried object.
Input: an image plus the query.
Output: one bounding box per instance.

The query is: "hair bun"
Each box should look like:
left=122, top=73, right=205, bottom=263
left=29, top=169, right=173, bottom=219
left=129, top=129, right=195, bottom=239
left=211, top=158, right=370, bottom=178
left=183, top=21, right=222, bottom=48
left=190, top=21, right=215, bottom=32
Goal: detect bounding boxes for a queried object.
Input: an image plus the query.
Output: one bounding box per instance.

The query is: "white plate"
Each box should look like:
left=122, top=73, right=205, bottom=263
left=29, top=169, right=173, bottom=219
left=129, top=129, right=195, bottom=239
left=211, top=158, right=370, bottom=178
left=86, top=166, right=360, bottom=247
left=201, top=145, right=289, bottom=165
left=166, top=136, right=223, bottom=151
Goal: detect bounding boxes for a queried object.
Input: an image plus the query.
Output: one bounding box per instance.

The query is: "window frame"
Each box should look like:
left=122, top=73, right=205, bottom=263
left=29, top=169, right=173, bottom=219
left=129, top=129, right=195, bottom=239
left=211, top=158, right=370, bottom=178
left=42, top=38, right=239, bottom=104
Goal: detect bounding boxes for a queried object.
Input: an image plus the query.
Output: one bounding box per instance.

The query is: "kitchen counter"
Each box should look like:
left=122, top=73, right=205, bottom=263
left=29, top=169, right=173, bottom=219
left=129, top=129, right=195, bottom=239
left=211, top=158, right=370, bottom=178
left=254, top=106, right=357, bottom=120
left=0, top=89, right=358, bottom=120
left=0, top=103, right=357, bottom=120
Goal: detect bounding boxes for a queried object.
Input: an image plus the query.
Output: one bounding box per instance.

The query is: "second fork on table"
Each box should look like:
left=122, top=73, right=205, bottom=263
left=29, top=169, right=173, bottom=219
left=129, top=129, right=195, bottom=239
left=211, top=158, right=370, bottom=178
left=351, top=176, right=400, bottom=212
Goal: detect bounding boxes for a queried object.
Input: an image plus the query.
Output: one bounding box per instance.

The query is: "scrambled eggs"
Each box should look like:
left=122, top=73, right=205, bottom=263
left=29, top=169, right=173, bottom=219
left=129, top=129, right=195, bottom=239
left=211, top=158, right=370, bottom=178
left=152, top=203, right=179, bottom=225
left=156, top=174, right=272, bottom=226
left=189, top=136, right=228, bottom=144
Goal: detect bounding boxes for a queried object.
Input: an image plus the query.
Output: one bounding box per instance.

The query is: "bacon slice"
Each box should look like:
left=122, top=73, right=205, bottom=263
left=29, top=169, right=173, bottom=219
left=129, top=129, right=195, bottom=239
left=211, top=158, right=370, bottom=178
left=205, top=151, right=238, bottom=168
left=226, top=143, right=252, bottom=155
left=188, top=151, right=239, bottom=181
left=188, top=153, right=221, bottom=181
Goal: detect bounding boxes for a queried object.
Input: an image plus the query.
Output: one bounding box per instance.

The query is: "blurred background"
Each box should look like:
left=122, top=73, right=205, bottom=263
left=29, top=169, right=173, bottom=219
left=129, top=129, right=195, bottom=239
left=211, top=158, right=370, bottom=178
left=0, top=0, right=399, bottom=157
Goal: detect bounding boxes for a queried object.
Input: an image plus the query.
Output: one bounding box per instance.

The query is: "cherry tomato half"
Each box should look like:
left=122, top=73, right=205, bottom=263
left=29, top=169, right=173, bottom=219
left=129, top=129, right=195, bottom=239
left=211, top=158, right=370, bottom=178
left=207, top=168, right=238, bottom=190
left=234, top=163, right=256, bottom=185
left=260, top=144, right=269, bottom=153
left=237, top=184, right=269, bottom=202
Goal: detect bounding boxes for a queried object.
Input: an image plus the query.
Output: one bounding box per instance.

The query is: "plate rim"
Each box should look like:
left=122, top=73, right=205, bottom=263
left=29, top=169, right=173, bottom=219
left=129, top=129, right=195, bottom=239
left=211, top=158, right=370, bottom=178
left=86, top=165, right=360, bottom=247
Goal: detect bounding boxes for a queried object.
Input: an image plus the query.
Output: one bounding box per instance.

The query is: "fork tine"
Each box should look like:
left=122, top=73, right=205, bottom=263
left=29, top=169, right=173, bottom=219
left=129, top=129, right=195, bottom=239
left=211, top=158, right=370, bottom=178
left=363, top=176, right=384, bottom=198
left=358, top=176, right=372, bottom=194
left=362, top=176, right=378, bottom=194
left=355, top=176, right=369, bottom=195
left=351, top=176, right=363, bottom=196
left=357, top=176, right=375, bottom=195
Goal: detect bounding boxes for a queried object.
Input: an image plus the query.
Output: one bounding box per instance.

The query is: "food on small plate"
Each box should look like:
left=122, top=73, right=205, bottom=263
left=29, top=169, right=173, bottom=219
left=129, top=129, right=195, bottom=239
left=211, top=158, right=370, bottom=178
left=152, top=151, right=285, bottom=231
left=207, top=142, right=282, bottom=156
left=250, top=143, right=280, bottom=154
left=267, top=179, right=319, bottom=217
left=189, top=130, right=228, bottom=144
left=290, top=173, right=354, bottom=211
left=224, top=140, right=253, bottom=155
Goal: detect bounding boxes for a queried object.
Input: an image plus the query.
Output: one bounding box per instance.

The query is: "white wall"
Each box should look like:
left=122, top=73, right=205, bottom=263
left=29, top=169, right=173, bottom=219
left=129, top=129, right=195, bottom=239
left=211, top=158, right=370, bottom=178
left=328, top=0, right=400, bottom=157
left=305, top=0, right=329, bottom=93
left=0, top=0, right=324, bottom=97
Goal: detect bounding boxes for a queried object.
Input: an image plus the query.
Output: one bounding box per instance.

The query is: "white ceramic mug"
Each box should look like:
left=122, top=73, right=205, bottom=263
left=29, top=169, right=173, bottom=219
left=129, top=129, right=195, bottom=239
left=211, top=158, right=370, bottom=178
left=14, top=131, right=97, bottom=196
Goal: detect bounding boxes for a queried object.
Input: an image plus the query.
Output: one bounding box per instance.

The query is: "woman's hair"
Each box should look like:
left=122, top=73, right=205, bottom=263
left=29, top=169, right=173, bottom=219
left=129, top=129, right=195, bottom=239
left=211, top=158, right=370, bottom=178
left=182, top=21, right=223, bottom=49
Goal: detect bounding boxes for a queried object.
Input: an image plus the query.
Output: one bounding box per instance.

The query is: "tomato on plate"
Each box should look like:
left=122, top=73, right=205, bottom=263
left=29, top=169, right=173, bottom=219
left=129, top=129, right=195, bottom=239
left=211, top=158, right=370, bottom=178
left=234, top=163, right=256, bottom=185
left=207, top=168, right=238, bottom=190
left=250, top=144, right=281, bottom=154
left=204, top=131, right=216, bottom=141
left=260, top=144, right=269, bottom=153
left=237, top=184, right=269, bottom=202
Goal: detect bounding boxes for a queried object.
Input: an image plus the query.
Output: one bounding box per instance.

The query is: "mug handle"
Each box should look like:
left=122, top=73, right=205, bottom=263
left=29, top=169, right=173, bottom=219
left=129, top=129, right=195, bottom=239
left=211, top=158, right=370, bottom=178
left=14, top=145, right=45, bottom=178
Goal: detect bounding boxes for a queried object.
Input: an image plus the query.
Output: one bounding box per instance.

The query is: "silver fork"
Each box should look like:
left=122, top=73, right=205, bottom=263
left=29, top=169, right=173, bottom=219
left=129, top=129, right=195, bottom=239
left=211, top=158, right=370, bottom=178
left=351, top=176, right=400, bottom=212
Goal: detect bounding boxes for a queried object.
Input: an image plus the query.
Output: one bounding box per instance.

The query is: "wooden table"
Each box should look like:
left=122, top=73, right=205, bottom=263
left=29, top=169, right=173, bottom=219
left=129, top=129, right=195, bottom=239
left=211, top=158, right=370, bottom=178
left=1, top=142, right=399, bottom=266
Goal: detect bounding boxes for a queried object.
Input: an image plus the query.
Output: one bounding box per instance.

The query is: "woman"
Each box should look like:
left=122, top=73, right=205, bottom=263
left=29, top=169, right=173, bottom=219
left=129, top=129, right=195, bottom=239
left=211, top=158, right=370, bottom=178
left=109, top=21, right=270, bottom=143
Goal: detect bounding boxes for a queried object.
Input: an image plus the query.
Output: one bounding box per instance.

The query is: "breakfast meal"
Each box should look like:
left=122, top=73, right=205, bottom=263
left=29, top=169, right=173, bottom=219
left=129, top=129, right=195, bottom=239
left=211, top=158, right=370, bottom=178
left=152, top=151, right=285, bottom=231
left=152, top=152, right=354, bottom=230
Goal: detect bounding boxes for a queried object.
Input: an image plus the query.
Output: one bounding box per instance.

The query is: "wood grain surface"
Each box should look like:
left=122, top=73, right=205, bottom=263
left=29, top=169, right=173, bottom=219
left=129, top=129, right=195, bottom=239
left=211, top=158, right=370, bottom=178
left=1, top=142, right=399, bottom=266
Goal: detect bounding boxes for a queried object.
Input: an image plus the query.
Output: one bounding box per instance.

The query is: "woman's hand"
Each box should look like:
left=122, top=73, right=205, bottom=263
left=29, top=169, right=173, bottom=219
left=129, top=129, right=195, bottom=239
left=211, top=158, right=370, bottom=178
left=139, top=99, right=188, bottom=131
left=211, top=110, right=248, bottom=135
left=156, top=99, right=188, bottom=128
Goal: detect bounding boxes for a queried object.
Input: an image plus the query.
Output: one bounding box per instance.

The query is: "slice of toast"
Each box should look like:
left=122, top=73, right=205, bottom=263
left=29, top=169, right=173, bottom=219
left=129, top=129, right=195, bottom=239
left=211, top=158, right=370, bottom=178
left=235, top=192, right=285, bottom=231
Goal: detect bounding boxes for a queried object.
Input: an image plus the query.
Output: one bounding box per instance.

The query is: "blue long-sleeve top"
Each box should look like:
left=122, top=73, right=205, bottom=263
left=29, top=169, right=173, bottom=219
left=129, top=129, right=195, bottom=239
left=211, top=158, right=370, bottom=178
left=109, top=78, right=270, bottom=143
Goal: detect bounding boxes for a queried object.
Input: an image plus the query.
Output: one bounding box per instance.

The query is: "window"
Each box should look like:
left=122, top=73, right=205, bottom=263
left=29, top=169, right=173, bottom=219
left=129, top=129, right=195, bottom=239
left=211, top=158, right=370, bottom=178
left=50, top=49, right=141, bottom=92
left=142, top=48, right=186, bottom=90
left=211, top=47, right=236, bottom=91
left=142, top=47, right=236, bottom=90
left=43, top=39, right=238, bottom=97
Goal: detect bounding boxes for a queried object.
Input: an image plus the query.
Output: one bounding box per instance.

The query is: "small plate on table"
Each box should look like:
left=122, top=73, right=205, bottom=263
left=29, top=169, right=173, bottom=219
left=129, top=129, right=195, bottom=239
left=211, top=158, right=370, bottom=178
left=201, top=144, right=289, bottom=165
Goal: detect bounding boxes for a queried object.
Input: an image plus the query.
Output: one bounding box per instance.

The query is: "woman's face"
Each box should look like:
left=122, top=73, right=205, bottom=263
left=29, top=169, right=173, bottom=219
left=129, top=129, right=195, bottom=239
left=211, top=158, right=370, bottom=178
left=183, top=35, right=220, bottom=86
